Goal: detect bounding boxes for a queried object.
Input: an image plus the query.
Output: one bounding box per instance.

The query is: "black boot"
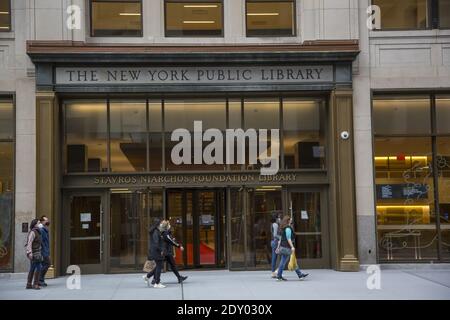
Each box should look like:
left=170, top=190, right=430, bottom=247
left=178, top=276, right=188, bottom=283
left=26, top=271, right=33, bottom=289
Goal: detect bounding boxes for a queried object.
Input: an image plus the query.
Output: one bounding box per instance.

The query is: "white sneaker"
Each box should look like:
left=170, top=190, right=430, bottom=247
left=271, top=272, right=277, bottom=278
left=153, top=283, right=166, bottom=288
left=143, top=275, right=149, bottom=285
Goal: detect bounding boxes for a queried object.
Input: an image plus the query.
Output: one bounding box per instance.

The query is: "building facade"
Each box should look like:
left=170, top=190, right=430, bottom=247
left=0, top=0, right=449, bottom=275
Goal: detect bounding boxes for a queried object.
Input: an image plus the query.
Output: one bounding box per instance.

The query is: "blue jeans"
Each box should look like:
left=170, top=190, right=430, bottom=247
left=29, top=260, right=42, bottom=273
left=271, top=240, right=280, bottom=272
left=277, top=254, right=290, bottom=279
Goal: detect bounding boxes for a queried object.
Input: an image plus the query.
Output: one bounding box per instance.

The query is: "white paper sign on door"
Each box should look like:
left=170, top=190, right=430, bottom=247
left=301, top=210, right=309, bottom=220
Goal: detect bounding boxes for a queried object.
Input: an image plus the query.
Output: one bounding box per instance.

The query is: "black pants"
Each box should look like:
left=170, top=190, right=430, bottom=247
left=147, top=260, right=163, bottom=284
left=39, top=256, right=51, bottom=284
left=165, top=255, right=181, bottom=279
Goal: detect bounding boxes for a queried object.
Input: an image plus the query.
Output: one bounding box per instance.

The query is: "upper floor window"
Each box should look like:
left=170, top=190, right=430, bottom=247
left=246, top=0, right=296, bottom=37
left=373, top=0, right=450, bottom=30
left=0, top=0, right=11, bottom=32
left=91, top=0, right=142, bottom=37
left=165, top=0, right=223, bottom=37
left=440, top=0, right=450, bottom=28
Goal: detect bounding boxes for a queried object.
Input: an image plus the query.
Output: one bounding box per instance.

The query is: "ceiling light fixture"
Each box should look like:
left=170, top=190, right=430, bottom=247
left=184, top=5, right=218, bottom=8
left=247, top=13, right=279, bottom=16
left=119, top=13, right=141, bottom=16
left=183, top=20, right=215, bottom=24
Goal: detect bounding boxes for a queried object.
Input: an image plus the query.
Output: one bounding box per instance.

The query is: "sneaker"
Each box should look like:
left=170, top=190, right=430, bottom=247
left=142, top=275, right=149, bottom=285
left=271, top=272, right=277, bottom=278
left=39, top=282, right=48, bottom=287
left=299, top=273, right=309, bottom=279
left=151, top=279, right=156, bottom=285
left=276, top=277, right=288, bottom=281
left=153, top=283, right=166, bottom=289
left=178, top=276, right=188, bottom=283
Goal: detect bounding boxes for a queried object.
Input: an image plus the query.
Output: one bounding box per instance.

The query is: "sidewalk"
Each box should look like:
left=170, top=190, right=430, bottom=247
left=1, top=269, right=450, bottom=300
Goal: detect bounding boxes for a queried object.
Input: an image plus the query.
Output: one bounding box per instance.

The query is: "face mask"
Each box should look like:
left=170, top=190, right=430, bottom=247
left=38, top=223, right=43, bottom=229
left=45, top=222, right=50, bottom=226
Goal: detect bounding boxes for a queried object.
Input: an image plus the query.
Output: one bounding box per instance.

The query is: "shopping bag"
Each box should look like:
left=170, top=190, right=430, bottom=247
left=288, top=252, right=298, bottom=271
left=143, top=260, right=156, bottom=273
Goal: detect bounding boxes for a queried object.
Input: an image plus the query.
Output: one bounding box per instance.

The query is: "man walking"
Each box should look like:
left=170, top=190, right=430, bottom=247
left=38, top=216, right=51, bottom=287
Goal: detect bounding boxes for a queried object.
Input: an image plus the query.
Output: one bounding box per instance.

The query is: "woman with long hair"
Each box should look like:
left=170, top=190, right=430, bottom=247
left=143, top=218, right=166, bottom=288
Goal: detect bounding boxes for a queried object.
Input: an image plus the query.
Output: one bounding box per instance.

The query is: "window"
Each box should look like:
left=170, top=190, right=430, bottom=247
left=0, top=98, right=14, bottom=271
left=373, top=93, right=450, bottom=262
left=246, top=0, right=295, bottom=36
left=0, top=0, right=11, bottom=32
left=165, top=0, right=223, bottom=37
left=91, top=0, right=142, bottom=37
left=372, top=0, right=430, bottom=30
left=440, top=0, right=450, bottom=29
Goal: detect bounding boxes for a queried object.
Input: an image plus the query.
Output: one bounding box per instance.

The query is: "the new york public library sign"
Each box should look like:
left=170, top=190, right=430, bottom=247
left=92, top=173, right=299, bottom=186
left=55, top=65, right=334, bottom=85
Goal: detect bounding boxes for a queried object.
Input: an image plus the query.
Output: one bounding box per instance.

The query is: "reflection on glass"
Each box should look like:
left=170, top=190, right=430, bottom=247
left=283, top=100, right=325, bottom=169
left=228, top=99, right=242, bottom=170
left=198, top=191, right=216, bottom=265
left=0, top=142, right=13, bottom=270
left=91, top=0, right=142, bottom=36
left=244, top=99, right=280, bottom=170
left=167, top=192, right=185, bottom=266
left=165, top=99, right=226, bottom=171
left=70, top=196, right=101, bottom=265
left=110, top=101, right=147, bottom=172
left=439, top=0, right=450, bottom=28
left=436, top=96, right=450, bottom=134
left=373, top=0, right=429, bottom=29
left=230, top=188, right=245, bottom=268
left=373, top=96, right=431, bottom=135
left=149, top=102, right=163, bottom=171
left=0, top=0, right=11, bottom=31
left=0, top=100, right=13, bottom=139
left=247, top=188, right=282, bottom=268
left=437, top=138, right=450, bottom=260
left=291, top=192, right=322, bottom=259
left=65, top=101, right=108, bottom=173
left=165, top=1, right=223, bottom=36
left=374, top=137, right=438, bottom=261
left=246, top=0, right=295, bottom=36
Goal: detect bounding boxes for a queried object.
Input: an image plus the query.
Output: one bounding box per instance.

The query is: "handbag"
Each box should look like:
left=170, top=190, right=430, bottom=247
left=276, top=246, right=292, bottom=256
left=288, top=252, right=299, bottom=271
left=142, top=260, right=156, bottom=273
left=32, top=252, right=43, bottom=262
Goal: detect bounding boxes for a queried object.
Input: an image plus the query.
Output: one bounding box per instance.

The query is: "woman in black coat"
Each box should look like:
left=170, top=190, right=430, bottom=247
left=160, top=220, right=188, bottom=284
left=143, top=218, right=166, bottom=288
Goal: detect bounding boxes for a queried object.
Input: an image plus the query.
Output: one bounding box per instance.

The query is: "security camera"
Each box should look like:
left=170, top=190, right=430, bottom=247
left=340, top=131, right=350, bottom=140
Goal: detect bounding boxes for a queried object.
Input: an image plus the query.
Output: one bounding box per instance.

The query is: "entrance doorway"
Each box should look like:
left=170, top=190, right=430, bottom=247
left=228, top=187, right=330, bottom=270
left=166, top=189, right=226, bottom=268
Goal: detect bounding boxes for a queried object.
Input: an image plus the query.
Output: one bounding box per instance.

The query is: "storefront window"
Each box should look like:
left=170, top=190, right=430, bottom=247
left=91, top=0, right=142, bottom=37
left=283, top=99, right=326, bottom=169
left=65, top=101, right=108, bottom=173
left=149, top=101, right=163, bottom=171
left=165, top=99, right=227, bottom=171
left=439, top=0, right=450, bottom=28
left=246, top=0, right=295, bottom=36
left=110, top=101, right=147, bottom=172
left=165, top=1, right=223, bottom=37
left=228, top=99, right=243, bottom=171
left=437, top=137, right=450, bottom=260
left=375, top=137, right=438, bottom=261
left=436, top=95, right=450, bottom=134
left=373, top=96, right=431, bottom=135
left=0, top=0, right=11, bottom=32
left=0, top=99, right=14, bottom=271
left=372, top=0, right=430, bottom=30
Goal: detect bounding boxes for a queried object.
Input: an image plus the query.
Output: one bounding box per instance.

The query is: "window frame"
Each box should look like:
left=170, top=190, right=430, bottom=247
left=0, top=0, right=12, bottom=32
left=437, top=0, right=450, bottom=29
left=89, top=0, right=143, bottom=38
left=164, top=0, right=225, bottom=38
left=245, top=0, right=297, bottom=38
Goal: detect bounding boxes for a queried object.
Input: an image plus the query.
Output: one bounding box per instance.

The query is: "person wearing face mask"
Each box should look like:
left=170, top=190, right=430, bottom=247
left=25, top=219, right=42, bottom=290
left=38, top=216, right=51, bottom=287
left=160, top=220, right=188, bottom=284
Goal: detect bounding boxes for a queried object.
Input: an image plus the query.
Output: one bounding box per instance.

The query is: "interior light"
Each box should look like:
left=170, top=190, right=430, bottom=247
left=183, top=5, right=218, bottom=8
left=119, top=13, right=141, bottom=16
left=0, top=12, right=10, bottom=15
left=183, top=20, right=215, bottom=24
left=247, top=13, right=280, bottom=16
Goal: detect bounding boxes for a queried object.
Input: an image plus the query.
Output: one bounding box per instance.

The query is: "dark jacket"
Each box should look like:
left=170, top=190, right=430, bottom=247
left=148, top=227, right=164, bottom=261
left=40, top=226, right=50, bottom=258
left=162, top=230, right=181, bottom=257
left=280, top=226, right=295, bottom=248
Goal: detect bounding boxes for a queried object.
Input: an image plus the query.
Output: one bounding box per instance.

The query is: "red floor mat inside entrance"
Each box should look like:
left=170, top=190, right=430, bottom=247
left=174, top=243, right=215, bottom=265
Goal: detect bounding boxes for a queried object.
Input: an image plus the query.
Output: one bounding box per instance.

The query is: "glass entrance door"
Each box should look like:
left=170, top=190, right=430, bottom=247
left=68, top=194, right=104, bottom=274
left=109, top=189, right=163, bottom=272
left=167, top=189, right=225, bottom=268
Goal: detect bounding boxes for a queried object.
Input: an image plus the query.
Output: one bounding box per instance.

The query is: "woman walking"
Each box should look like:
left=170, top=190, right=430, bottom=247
left=143, top=218, right=166, bottom=288
left=25, top=219, right=43, bottom=290
left=276, top=215, right=308, bottom=281
left=160, top=220, right=188, bottom=284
